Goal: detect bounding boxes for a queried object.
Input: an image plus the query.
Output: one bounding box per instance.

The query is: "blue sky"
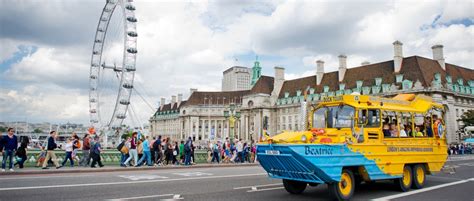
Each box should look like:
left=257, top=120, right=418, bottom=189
left=0, top=0, right=473, bottom=125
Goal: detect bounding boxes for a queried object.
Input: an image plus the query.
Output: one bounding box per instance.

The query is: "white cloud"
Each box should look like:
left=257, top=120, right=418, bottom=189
left=1, top=0, right=473, bottom=126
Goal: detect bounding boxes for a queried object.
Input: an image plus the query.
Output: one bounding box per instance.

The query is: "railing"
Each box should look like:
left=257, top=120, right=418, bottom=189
left=0, top=150, right=211, bottom=167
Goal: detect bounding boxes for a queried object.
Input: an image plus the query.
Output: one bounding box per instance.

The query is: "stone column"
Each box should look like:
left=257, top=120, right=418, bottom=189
left=445, top=95, right=457, bottom=143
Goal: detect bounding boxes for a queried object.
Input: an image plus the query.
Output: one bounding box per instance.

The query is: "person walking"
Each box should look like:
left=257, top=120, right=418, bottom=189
left=2, top=128, right=18, bottom=172
left=61, top=138, right=74, bottom=167
left=153, top=135, right=162, bottom=166
left=71, top=133, right=81, bottom=165
left=123, top=132, right=138, bottom=167
left=236, top=139, right=243, bottom=163
left=184, top=137, right=192, bottom=166
left=137, top=136, right=152, bottom=166
left=79, top=134, right=91, bottom=167
left=42, top=131, right=61, bottom=169
left=14, top=137, right=28, bottom=169
left=172, top=141, right=179, bottom=165
left=211, top=142, right=220, bottom=164
left=165, top=138, right=172, bottom=165
left=118, top=138, right=129, bottom=167
left=90, top=136, right=104, bottom=168
left=179, top=141, right=185, bottom=164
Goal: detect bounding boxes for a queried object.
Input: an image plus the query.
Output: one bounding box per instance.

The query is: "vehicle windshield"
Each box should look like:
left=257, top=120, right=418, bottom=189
left=313, top=105, right=355, bottom=129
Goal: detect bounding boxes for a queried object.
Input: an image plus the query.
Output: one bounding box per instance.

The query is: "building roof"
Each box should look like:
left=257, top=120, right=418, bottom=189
left=223, top=66, right=250, bottom=74
left=278, top=55, right=474, bottom=98
left=182, top=76, right=275, bottom=107
left=155, top=100, right=187, bottom=114
left=250, top=75, right=274, bottom=94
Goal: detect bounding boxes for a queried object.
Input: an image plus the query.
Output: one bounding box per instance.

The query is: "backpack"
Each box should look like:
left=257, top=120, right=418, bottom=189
left=153, top=139, right=161, bottom=151
left=73, top=140, right=81, bottom=149
left=117, top=141, right=125, bottom=152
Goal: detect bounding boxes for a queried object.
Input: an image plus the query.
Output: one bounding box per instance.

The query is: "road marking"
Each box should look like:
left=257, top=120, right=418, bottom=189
left=172, top=172, right=213, bottom=177
left=107, top=193, right=174, bottom=200
left=233, top=183, right=281, bottom=190
left=118, top=174, right=168, bottom=181
left=372, top=178, right=474, bottom=200
left=247, top=186, right=284, bottom=193
left=0, top=173, right=266, bottom=191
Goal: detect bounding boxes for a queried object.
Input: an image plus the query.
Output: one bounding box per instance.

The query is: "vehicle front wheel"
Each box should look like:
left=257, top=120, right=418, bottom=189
left=395, top=165, right=412, bottom=192
left=412, top=164, right=426, bottom=189
left=283, top=179, right=307, bottom=194
left=329, top=169, right=355, bottom=201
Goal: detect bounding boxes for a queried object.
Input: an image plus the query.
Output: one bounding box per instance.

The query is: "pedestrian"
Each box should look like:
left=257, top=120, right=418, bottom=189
left=165, top=137, right=172, bottom=165
left=118, top=138, right=129, bottom=167
left=172, top=141, right=179, bottom=165
left=149, top=137, right=156, bottom=164
left=61, top=138, right=74, bottom=167
left=90, top=136, right=104, bottom=168
left=36, top=146, right=47, bottom=167
left=1, top=128, right=18, bottom=172
left=153, top=135, right=162, bottom=166
left=14, top=137, right=28, bottom=169
left=79, top=134, right=91, bottom=167
left=236, top=139, right=243, bottom=163
left=137, top=136, right=152, bottom=166
left=179, top=140, right=185, bottom=164
left=71, top=133, right=81, bottom=165
left=123, top=132, right=138, bottom=167
left=42, top=131, right=61, bottom=169
left=211, top=141, right=220, bottom=164
left=184, top=137, right=192, bottom=166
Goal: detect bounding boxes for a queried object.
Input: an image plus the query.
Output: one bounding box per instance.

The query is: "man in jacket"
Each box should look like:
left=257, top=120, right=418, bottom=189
left=79, top=134, right=91, bottom=167
left=42, top=131, right=61, bottom=169
left=2, top=128, right=18, bottom=172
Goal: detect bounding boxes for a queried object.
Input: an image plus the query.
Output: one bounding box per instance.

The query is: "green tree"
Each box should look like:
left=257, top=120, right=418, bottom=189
left=0, top=127, right=6, bottom=133
left=33, top=128, right=43, bottom=133
left=458, top=110, right=474, bottom=127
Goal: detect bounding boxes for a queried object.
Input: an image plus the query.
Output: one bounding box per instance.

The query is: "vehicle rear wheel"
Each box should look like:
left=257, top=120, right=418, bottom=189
left=283, top=179, right=307, bottom=194
left=329, top=169, right=355, bottom=201
left=412, top=164, right=426, bottom=189
left=395, top=165, right=412, bottom=192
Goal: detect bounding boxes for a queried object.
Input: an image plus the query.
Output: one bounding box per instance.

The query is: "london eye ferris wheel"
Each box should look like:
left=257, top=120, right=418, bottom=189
left=89, top=0, right=138, bottom=131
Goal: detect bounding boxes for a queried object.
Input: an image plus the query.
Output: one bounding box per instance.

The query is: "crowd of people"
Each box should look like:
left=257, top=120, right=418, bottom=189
left=448, top=143, right=473, bottom=155
left=207, top=138, right=257, bottom=164
left=117, top=132, right=196, bottom=167
left=0, top=127, right=105, bottom=171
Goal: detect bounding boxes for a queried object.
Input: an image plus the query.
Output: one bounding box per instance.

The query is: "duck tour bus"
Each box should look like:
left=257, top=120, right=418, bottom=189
left=257, top=94, right=448, bottom=200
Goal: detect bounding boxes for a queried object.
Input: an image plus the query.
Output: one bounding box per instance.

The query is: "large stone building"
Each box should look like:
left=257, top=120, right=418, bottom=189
left=221, top=66, right=252, bottom=91
left=150, top=41, right=474, bottom=144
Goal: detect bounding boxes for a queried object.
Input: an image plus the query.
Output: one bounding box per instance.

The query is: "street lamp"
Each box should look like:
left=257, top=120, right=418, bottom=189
left=224, top=103, right=241, bottom=144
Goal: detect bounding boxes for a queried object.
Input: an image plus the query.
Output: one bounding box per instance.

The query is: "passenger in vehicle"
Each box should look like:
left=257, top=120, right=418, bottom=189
left=414, top=126, right=424, bottom=137
left=406, top=125, right=413, bottom=137
left=383, top=123, right=391, bottom=137
left=425, top=117, right=433, bottom=137
left=399, top=124, right=407, bottom=137
left=390, top=123, right=399, bottom=137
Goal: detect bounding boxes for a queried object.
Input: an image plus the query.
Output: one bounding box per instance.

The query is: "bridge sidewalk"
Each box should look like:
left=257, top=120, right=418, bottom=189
left=0, top=162, right=259, bottom=176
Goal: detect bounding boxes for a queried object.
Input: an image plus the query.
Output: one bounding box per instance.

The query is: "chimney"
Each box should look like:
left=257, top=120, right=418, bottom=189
left=160, top=98, right=165, bottom=107
left=178, top=93, right=183, bottom=103
left=271, top=67, right=285, bottom=101
left=274, top=66, right=285, bottom=81
left=432, top=44, right=445, bottom=70
left=361, top=61, right=370, bottom=66
left=171, top=95, right=177, bottom=104
left=316, top=60, right=325, bottom=85
left=393, top=40, right=403, bottom=73
left=338, top=55, right=347, bottom=82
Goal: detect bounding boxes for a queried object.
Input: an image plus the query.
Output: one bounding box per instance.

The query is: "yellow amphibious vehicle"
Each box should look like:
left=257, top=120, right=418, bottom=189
left=257, top=94, right=448, bottom=200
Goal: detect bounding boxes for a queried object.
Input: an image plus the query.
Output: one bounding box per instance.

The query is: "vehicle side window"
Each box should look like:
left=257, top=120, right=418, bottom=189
left=414, top=113, right=425, bottom=137
left=399, top=113, right=412, bottom=137
left=382, top=111, right=399, bottom=138
left=365, top=109, right=380, bottom=127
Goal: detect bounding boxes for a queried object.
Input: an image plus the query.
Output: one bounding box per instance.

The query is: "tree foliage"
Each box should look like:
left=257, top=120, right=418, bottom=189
left=458, top=110, right=474, bottom=127
left=33, top=128, right=43, bottom=133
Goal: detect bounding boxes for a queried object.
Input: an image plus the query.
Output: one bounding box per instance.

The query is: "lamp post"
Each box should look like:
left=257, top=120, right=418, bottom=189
left=224, top=103, right=241, bottom=145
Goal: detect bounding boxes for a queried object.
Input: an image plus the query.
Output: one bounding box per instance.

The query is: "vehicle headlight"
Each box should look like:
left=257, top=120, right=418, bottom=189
left=301, top=135, right=307, bottom=142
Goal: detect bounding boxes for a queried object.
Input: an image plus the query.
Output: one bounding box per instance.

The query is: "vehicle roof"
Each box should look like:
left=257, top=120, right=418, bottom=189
left=318, top=94, right=444, bottom=114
